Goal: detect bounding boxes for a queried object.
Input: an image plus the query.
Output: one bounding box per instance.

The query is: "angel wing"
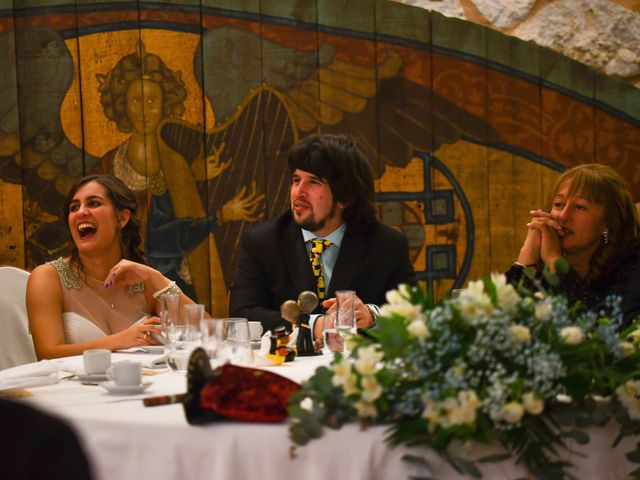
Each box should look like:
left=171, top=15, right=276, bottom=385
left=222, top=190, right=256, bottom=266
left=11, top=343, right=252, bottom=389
left=0, top=26, right=94, bottom=210
left=0, top=26, right=98, bottom=263
left=196, top=26, right=499, bottom=178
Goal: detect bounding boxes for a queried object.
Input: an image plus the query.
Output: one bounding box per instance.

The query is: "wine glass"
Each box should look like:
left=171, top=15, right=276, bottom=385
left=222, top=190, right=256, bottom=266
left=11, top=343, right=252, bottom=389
left=335, top=290, right=356, bottom=355
left=201, top=318, right=252, bottom=367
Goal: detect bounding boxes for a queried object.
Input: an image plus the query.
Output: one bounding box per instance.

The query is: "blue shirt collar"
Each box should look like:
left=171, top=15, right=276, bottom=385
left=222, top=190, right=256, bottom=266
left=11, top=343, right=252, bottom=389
left=301, top=223, right=346, bottom=247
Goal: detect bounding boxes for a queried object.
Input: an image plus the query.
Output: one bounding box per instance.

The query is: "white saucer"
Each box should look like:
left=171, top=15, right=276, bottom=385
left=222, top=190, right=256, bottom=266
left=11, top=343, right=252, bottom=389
left=77, top=372, right=109, bottom=382
left=99, top=381, right=151, bottom=394
left=141, top=345, right=165, bottom=354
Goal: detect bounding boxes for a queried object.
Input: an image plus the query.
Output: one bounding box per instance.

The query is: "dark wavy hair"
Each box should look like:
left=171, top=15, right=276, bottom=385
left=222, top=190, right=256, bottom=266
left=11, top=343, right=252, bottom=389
left=63, top=174, right=146, bottom=268
left=287, top=134, right=376, bottom=231
left=546, top=163, right=639, bottom=282
left=97, top=44, right=187, bottom=133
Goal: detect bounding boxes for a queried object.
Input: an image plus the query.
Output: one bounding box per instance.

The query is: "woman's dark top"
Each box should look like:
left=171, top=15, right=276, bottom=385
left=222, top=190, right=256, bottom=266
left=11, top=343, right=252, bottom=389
left=506, top=241, right=640, bottom=329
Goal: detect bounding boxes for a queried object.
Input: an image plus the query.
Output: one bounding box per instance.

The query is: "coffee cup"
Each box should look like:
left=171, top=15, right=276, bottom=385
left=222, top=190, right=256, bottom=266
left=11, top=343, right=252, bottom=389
left=248, top=321, right=263, bottom=341
left=107, top=361, right=141, bottom=386
left=83, top=349, right=111, bottom=375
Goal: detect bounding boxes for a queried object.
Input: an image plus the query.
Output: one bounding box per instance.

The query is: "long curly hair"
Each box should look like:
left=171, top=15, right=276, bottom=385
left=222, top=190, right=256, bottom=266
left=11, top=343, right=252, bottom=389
left=63, top=174, right=146, bottom=269
left=546, top=163, right=639, bottom=282
left=97, top=42, right=187, bottom=133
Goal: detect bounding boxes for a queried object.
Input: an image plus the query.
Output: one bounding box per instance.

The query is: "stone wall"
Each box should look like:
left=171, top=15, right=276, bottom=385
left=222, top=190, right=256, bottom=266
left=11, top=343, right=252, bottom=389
left=396, top=0, right=640, bottom=89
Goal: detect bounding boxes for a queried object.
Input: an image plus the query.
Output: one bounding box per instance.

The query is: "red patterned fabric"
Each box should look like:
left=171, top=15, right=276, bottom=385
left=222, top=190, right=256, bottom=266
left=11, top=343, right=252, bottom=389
left=199, top=364, right=301, bottom=423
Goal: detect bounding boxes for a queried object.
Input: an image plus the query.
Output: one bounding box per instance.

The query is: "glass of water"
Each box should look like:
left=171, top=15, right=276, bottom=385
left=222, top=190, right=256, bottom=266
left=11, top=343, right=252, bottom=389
left=200, top=318, right=252, bottom=367
left=322, top=309, right=344, bottom=354
left=335, top=290, right=356, bottom=355
left=166, top=324, right=201, bottom=372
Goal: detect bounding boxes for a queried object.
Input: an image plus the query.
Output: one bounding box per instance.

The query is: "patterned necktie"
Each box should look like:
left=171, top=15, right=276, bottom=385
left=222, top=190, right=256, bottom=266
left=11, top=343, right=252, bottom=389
left=308, top=239, right=332, bottom=300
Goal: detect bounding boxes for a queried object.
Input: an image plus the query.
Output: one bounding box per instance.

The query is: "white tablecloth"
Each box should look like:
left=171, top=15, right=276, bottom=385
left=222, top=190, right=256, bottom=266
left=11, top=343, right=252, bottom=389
left=3, top=352, right=638, bottom=480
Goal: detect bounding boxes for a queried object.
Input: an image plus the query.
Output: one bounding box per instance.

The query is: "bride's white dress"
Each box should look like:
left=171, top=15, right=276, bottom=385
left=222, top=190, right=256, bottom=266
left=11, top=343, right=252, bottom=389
left=48, top=258, right=148, bottom=343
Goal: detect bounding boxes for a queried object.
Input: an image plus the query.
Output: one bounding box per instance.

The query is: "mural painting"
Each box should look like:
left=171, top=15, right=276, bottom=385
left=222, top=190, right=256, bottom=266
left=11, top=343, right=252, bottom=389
left=0, top=1, right=638, bottom=312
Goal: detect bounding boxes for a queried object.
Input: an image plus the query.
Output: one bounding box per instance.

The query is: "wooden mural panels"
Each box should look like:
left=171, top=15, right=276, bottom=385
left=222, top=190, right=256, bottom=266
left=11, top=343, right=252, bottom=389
left=0, top=0, right=639, bottom=308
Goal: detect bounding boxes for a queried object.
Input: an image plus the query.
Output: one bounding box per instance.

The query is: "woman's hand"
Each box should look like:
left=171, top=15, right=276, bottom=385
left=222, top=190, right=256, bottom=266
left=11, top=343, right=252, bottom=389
left=112, top=316, right=163, bottom=348
left=527, top=219, right=563, bottom=272
left=517, top=209, right=566, bottom=267
left=103, top=260, right=154, bottom=289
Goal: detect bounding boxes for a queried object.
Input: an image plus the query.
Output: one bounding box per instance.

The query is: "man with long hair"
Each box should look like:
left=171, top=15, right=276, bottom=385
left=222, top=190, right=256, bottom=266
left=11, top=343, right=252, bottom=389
left=230, top=134, right=416, bottom=339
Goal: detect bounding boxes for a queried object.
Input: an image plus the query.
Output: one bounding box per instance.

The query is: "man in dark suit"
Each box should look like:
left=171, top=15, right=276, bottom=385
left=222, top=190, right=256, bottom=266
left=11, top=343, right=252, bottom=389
left=229, top=134, right=416, bottom=340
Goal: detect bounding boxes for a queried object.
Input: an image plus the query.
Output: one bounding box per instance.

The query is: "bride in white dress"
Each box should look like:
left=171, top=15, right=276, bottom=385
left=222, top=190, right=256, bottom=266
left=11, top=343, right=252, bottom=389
left=26, top=174, right=197, bottom=359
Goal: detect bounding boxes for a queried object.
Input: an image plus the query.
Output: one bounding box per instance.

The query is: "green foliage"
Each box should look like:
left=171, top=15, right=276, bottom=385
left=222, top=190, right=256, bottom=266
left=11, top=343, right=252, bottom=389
left=288, top=277, right=640, bottom=478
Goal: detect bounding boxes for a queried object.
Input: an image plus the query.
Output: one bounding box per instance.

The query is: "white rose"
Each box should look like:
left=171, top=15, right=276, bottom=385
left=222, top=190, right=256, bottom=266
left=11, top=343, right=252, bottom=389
left=343, top=374, right=359, bottom=396
left=616, top=380, right=640, bottom=420
left=508, top=325, right=531, bottom=343
left=522, top=393, right=544, bottom=415
left=627, top=329, right=640, bottom=344
left=459, top=280, right=493, bottom=322
left=500, top=402, right=525, bottom=423
left=491, top=273, right=520, bottom=311
left=354, top=345, right=383, bottom=375
left=360, top=375, right=383, bottom=402
left=620, top=341, right=636, bottom=357
left=535, top=301, right=552, bottom=321
left=355, top=400, right=378, bottom=418
left=556, top=394, right=573, bottom=404
left=408, top=317, right=429, bottom=339
left=560, top=326, right=584, bottom=345
left=331, top=359, right=352, bottom=386
left=300, top=397, right=313, bottom=411
left=382, top=288, right=422, bottom=319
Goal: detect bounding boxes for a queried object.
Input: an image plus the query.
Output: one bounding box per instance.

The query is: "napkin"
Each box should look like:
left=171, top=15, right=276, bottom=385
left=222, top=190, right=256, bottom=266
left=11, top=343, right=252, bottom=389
left=0, top=360, right=59, bottom=391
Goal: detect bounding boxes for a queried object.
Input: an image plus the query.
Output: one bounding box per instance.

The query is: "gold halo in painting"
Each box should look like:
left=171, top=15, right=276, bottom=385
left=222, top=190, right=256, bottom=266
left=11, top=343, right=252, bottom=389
left=61, top=30, right=215, bottom=159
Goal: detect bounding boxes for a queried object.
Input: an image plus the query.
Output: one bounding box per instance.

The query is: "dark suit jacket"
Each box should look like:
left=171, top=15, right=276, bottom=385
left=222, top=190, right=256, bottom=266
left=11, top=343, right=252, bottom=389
left=0, top=398, right=93, bottom=480
left=229, top=211, right=417, bottom=332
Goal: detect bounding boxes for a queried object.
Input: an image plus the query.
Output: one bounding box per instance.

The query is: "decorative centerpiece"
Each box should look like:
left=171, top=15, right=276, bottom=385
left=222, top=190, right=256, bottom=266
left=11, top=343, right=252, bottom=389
left=288, top=270, right=640, bottom=477
left=281, top=290, right=320, bottom=357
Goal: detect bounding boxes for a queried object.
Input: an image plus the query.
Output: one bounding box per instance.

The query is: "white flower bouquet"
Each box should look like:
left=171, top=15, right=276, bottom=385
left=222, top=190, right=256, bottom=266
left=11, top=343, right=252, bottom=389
left=288, top=272, right=640, bottom=478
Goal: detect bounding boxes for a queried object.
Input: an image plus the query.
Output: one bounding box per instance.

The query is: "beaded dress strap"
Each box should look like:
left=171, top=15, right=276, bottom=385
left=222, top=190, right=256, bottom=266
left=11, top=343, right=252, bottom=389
left=47, top=257, right=144, bottom=295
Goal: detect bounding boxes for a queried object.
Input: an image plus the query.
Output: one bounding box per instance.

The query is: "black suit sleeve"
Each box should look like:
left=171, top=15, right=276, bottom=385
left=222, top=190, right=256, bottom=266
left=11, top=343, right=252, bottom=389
left=390, top=232, right=417, bottom=290
left=229, top=229, right=290, bottom=332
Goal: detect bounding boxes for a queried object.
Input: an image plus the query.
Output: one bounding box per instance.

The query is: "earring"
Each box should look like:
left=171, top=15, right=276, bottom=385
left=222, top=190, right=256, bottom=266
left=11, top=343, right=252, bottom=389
left=603, top=230, right=609, bottom=245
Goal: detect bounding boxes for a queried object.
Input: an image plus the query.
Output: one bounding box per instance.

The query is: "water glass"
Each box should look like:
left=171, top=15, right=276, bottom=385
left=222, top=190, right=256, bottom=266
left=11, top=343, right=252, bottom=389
left=160, top=293, right=183, bottom=329
left=335, top=290, right=356, bottom=350
left=166, top=324, right=201, bottom=372
left=322, top=309, right=344, bottom=354
left=184, top=303, right=205, bottom=332
left=201, top=318, right=252, bottom=367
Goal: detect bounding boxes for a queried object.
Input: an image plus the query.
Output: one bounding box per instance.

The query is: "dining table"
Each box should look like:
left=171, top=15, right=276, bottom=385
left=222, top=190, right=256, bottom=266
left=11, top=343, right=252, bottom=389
left=1, top=349, right=637, bottom=480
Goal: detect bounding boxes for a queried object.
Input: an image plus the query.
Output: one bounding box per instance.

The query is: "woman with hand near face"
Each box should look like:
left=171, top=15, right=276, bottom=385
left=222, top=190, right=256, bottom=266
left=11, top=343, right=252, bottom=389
left=27, top=174, right=197, bottom=359
left=507, top=163, right=640, bottom=328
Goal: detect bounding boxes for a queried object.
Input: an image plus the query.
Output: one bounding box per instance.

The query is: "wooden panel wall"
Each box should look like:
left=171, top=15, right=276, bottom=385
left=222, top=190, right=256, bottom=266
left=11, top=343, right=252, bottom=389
left=0, top=0, right=638, bottom=312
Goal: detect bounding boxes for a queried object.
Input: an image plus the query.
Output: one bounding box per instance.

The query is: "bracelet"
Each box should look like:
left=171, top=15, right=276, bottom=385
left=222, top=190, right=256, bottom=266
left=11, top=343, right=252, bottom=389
left=514, top=262, right=537, bottom=268
left=152, top=281, right=182, bottom=300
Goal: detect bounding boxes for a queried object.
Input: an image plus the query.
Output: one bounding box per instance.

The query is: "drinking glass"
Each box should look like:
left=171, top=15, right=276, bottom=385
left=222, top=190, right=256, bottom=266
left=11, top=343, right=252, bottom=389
left=201, top=318, right=252, bottom=367
left=335, top=290, right=356, bottom=355
left=184, top=304, right=204, bottom=334
left=166, top=325, right=202, bottom=372
left=322, top=309, right=344, bottom=354
left=160, top=293, right=183, bottom=330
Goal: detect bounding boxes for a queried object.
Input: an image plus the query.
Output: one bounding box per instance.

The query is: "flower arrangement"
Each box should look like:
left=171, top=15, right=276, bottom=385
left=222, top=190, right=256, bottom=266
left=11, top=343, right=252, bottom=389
left=288, top=271, right=640, bottom=478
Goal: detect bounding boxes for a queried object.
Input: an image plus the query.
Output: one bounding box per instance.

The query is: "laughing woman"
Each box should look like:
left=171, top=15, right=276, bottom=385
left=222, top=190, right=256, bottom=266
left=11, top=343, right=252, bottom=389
left=27, top=174, right=196, bottom=359
left=507, top=163, right=640, bottom=328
